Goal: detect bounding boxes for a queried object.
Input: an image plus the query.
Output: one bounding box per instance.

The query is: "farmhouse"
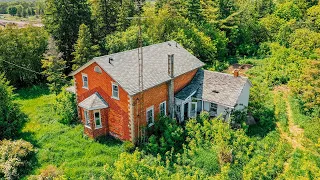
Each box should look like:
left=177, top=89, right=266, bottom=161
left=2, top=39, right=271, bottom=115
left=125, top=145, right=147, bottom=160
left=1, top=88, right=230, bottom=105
left=69, top=41, right=251, bottom=143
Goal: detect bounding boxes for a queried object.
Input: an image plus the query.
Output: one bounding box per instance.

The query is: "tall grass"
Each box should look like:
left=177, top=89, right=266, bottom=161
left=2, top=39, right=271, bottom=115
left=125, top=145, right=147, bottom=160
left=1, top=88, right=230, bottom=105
left=14, top=86, right=123, bottom=179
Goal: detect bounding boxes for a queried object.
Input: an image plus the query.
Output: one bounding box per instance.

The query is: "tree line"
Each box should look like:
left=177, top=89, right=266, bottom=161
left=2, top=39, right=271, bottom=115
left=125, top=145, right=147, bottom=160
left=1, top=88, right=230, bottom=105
left=0, top=0, right=45, bottom=17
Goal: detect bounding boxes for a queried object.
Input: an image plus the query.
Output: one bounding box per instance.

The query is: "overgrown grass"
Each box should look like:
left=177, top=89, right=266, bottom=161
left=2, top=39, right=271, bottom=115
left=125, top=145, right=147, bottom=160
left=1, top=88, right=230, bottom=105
left=14, top=86, right=123, bottom=179
left=274, top=92, right=289, bottom=133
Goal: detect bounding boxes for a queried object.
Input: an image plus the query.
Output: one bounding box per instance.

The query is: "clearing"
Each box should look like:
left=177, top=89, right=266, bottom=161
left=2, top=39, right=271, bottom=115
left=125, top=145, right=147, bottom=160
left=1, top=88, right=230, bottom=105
left=15, top=86, right=123, bottom=179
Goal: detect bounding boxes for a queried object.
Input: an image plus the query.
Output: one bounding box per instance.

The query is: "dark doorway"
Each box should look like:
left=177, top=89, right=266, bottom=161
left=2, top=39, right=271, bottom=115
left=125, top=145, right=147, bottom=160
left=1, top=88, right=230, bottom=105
left=184, top=102, right=189, bottom=120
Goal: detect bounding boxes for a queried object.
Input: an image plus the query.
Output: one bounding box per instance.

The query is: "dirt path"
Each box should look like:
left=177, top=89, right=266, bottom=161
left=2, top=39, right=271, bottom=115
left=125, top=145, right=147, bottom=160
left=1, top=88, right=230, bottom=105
left=274, top=86, right=305, bottom=150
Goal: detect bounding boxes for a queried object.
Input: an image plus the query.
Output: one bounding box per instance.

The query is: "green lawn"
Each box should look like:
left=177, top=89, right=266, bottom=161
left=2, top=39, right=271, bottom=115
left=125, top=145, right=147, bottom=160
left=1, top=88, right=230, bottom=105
left=15, top=86, right=123, bottom=179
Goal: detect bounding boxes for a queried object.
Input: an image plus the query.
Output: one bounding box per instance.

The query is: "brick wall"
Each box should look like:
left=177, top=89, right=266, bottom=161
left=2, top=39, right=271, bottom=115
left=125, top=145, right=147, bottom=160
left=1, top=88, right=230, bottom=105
left=75, top=62, right=130, bottom=140
left=131, top=68, right=198, bottom=141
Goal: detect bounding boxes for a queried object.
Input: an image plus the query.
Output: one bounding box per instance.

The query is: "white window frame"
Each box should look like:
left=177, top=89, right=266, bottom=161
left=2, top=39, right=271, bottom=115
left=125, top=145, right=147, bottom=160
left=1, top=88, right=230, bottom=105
left=146, top=106, right=154, bottom=127
left=159, top=101, right=166, bottom=116
left=84, top=109, right=90, bottom=129
left=94, top=110, right=102, bottom=129
left=112, top=82, right=119, bottom=100
left=82, top=73, right=89, bottom=89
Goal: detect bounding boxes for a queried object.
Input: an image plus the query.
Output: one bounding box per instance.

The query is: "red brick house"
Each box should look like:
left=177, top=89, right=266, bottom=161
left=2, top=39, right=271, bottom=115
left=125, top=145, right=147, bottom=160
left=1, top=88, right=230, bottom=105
left=69, top=41, right=251, bottom=143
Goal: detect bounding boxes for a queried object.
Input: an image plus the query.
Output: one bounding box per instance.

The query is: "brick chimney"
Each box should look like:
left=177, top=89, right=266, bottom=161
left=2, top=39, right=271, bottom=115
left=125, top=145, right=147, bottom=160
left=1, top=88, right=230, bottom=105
left=168, top=54, right=175, bottom=119
left=233, top=69, right=240, bottom=77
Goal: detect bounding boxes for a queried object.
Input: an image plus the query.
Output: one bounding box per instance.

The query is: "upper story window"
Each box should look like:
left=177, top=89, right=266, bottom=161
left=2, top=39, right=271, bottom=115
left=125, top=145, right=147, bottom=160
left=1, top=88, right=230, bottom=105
left=84, top=110, right=90, bottom=128
left=160, top=101, right=166, bottom=116
left=94, top=110, right=102, bottom=129
left=112, top=83, right=119, bottom=100
left=82, top=74, right=88, bottom=89
left=146, top=106, right=154, bottom=127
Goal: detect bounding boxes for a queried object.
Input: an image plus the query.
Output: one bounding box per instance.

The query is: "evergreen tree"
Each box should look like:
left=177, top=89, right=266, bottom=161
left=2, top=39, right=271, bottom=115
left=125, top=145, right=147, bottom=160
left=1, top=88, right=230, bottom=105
left=186, top=0, right=203, bottom=22
left=42, top=38, right=67, bottom=95
left=90, top=0, right=119, bottom=49
left=116, top=0, right=135, bottom=32
left=72, top=24, right=100, bottom=71
left=43, top=0, right=91, bottom=71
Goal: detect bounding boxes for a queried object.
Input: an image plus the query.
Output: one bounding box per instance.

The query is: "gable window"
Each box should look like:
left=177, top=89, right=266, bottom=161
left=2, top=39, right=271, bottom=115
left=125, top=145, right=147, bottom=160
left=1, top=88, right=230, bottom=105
left=84, top=110, right=90, bottom=128
left=94, top=66, right=102, bottom=73
left=210, top=103, right=218, bottom=114
left=159, top=101, right=166, bottom=116
left=94, top=110, right=102, bottom=129
left=82, top=74, right=88, bottom=89
left=112, top=83, right=119, bottom=99
left=146, top=106, right=154, bottom=127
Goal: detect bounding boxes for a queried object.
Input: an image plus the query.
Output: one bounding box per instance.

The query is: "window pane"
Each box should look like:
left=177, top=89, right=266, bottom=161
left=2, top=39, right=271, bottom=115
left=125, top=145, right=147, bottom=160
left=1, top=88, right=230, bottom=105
left=95, top=112, right=101, bottom=127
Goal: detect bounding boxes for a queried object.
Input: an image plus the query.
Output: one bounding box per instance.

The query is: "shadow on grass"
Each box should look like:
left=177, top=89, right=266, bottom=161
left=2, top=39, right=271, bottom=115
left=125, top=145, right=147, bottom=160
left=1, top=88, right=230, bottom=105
left=95, top=135, right=123, bottom=146
left=15, top=84, right=50, bottom=100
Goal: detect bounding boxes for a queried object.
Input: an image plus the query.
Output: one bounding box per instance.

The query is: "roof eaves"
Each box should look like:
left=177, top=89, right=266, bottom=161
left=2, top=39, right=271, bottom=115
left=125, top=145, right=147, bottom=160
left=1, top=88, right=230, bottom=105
left=68, top=59, right=96, bottom=76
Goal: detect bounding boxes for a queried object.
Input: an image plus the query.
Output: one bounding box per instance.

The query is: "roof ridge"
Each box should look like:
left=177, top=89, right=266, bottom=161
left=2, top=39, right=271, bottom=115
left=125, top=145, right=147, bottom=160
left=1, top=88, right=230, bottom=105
left=203, top=69, right=249, bottom=79
left=94, top=40, right=178, bottom=61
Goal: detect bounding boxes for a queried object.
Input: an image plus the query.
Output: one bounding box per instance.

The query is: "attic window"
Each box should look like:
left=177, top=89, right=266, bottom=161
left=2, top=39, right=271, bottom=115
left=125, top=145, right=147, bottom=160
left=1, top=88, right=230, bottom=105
left=212, top=90, right=219, bottom=93
left=94, top=66, right=102, bottom=73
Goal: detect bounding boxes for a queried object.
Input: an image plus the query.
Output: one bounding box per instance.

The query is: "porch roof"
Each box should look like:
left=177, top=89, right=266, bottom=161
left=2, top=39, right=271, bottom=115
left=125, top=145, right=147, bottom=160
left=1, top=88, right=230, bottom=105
left=175, top=69, right=250, bottom=107
left=79, top=92, right=109, bottom=110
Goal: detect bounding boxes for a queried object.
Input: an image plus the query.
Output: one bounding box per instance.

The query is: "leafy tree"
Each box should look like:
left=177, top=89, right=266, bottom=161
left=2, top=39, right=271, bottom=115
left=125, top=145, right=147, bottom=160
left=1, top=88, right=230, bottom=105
left=275, top=2, right=302, bottom=21
left=105, top=25, right=152, bottom=54
left=0, top=26, right=48, bottom=87
left=0, top=74, right=25, bottom=140
left=43, top=0, right=91, bottom=69
left=72, top=24, right=100, bottom=71
left=289, top=28, right=320, bottom=58
left=7, top=6, right=17, bottom=16
left=306, top=5, right=320, bottom=32
left=15, top=4, right=23, bottom=17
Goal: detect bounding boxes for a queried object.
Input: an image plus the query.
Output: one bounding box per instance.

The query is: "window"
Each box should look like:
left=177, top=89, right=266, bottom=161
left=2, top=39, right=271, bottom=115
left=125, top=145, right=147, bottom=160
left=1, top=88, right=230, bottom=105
left=210, top=103, right=218, bottom=113
left=159, top=101, right=166, bottom=116
left=146, top=106, right=154, bottom=127
left=82, top=74, right=88, bottom=89
left=94, top=66, right=102, bottom=73
left=84, top=110, right=90, bottom=128
left=94, top=110, right=102, bottom=129
left=112, top=83, right=119, bottom=99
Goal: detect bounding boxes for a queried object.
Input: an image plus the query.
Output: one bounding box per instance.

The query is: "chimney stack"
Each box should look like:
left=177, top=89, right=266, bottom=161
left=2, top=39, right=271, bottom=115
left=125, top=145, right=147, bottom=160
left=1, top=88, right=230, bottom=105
left=233, top=69, right=240, bottom=77
left=168, top=54, right=175, bottom=119
left=109, top=57, right=113, bottom=64
left=168, top=54, right=174, bottom=78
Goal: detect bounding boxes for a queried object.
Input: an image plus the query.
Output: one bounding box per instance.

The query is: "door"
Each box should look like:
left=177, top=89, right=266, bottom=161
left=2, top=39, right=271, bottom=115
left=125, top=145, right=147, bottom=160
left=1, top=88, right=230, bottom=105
left=183, top=102, right=189, bottom=120
left=189, top=102, right=197, bottom=118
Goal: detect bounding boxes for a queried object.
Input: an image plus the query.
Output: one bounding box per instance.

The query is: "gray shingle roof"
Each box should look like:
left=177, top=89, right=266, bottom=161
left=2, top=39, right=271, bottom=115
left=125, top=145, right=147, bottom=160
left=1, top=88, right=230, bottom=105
left=175, top=69, right=250, bottom=107
left=70, top=41, right=205, bottom=95
left=79, top=92, right=109, bottom=110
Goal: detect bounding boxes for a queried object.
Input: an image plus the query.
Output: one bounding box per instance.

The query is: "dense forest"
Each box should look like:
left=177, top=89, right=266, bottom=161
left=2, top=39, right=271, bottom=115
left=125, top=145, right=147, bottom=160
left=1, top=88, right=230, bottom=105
left=0, top=0, right=320, bottom=179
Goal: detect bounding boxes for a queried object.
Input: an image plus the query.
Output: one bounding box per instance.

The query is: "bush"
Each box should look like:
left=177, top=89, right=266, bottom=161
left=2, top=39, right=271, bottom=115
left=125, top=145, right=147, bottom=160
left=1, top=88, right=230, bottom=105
left=123, top=141, right=135, bottom=153
left=28, top=165, right=65, bottom=180
left=0, top=74, right=26, bottom=139
left=145, top=116, right=185, bottom=156
left=54, top=89, right=78, bottom=125
left=0, top=139, right=35, bottom=179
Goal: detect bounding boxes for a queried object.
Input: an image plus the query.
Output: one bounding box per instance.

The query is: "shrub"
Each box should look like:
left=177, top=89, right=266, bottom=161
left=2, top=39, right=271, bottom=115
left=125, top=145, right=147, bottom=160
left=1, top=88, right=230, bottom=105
left=54, top=88, right=78, bottom=125
left=123, top=141, right=135, bottom=153
left=28, top=165, right=65, bottom=180
left=0, top=74, right=26, bottom=139
left=145, top=116, right=185, bottom=156
left=0, top=139, right=35, bottom=179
